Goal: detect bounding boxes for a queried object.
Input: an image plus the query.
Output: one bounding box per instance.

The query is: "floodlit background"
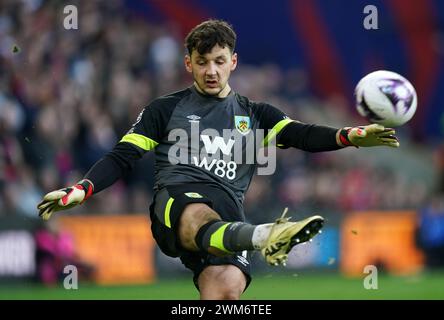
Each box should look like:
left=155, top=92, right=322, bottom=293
left=0, top=0, right=443, bottom=299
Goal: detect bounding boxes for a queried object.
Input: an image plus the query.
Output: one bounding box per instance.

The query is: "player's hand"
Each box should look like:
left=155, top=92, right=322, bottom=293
left=339, top=124, right=400, bottom=148
left=37, top=179, right=94, bottom=220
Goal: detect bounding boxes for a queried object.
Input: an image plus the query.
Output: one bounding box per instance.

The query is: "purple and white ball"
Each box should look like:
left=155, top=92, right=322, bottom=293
left=355, top=70, right=417, bottom=127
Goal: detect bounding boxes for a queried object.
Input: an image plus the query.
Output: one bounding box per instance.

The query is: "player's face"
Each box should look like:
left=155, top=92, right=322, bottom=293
left=185, top=44, right=237, bottom=98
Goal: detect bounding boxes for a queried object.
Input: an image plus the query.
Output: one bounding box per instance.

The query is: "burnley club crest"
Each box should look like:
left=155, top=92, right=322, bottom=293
left=234, top=116, right=251, bottom=135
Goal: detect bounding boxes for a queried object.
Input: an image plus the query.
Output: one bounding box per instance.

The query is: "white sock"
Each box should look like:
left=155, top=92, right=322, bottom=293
left=251, top=223, right=274, bottom=249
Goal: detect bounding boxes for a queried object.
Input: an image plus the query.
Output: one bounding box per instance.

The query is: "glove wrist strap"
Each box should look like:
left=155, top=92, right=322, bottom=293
left=76, top=179, right=94, bottom=203
left=338, top=127, right=354, bottom=147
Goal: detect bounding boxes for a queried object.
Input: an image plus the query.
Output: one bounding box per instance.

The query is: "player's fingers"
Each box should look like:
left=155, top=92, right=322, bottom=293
left=376, top=130, right=396, bottom=137
left=43, top=190, right=68, bottom=202
left=39, top=203, right=56, bottom=220
left=38, top=202, right=53, bottom=216
left=382, top=140, right=400, bottom=148
left=37, top=200, right=53, bottom=210
left=41, top=211, right=52, bottom=221
left=379, top=136, right=398, bottom=142
left=365, top=123, right=385, bottom=133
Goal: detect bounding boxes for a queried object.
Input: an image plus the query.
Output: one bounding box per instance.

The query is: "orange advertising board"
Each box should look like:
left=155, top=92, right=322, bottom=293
left=58, top=215, right=156, bottom=285
left=341, top=211, right=424, bottom=276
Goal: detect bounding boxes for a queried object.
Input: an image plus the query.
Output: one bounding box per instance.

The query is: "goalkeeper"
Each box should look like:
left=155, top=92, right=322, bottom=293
left=37, top=19, right=399, bottom=300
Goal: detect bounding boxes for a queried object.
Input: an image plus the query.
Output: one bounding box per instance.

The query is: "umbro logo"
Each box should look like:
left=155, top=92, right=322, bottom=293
left=187, top=114, right=201, bottom=122
left=236, top=255, right=249, bottom=266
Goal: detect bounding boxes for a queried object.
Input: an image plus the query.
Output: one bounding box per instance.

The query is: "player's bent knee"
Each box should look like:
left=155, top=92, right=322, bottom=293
left=201, top=279, right=244, bottom=300
left=198, top=265, right=246, bottom=300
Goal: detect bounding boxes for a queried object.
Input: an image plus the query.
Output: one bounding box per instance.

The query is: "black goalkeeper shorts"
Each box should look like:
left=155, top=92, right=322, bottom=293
left=149, top=183, right=252, bottom=290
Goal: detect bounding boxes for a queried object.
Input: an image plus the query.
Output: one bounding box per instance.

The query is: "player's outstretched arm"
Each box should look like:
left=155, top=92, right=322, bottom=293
left=37, top=179, right=94, bottom=220
left=275, top=120, right=399, bottom=151
left=337, top=123, right=399, bottom=148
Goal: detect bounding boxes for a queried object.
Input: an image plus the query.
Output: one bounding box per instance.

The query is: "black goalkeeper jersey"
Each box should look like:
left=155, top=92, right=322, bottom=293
left=119, top=86, right=292, bottom=204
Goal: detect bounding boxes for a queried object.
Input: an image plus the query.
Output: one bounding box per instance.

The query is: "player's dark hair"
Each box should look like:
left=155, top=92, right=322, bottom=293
left=185, top=19, right=236, bottom=55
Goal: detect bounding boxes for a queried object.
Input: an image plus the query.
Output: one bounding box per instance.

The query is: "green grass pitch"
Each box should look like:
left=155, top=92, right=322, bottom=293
left=1, top=271, right=443, bottom=300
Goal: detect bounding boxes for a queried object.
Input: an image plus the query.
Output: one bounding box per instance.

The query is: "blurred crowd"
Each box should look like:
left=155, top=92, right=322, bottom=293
left=0, top=0, right=439, bottom=223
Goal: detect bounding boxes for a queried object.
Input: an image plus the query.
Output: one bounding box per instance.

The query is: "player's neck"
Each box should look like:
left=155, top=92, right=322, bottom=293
left=216, top=84, right=232, bottom=98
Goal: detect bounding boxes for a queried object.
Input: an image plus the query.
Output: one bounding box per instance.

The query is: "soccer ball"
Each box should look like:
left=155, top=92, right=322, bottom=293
left=355, top=70, right=417, bottom=127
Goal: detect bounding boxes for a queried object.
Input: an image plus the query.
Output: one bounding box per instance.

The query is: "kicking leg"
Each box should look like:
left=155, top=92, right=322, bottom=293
left=179, top=203, right=324, bottom=265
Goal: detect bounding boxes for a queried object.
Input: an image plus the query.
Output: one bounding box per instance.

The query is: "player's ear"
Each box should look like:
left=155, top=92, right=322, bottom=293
left=230, top=52, right=238, bottom=71
left=184, top=55, right=192, bottom=73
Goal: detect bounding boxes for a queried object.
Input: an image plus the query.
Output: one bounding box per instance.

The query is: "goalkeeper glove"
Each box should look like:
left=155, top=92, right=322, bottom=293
left=37, top=179, right=94, bottom=221
left=338, top=124, right=399, bottom=148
